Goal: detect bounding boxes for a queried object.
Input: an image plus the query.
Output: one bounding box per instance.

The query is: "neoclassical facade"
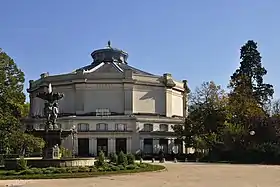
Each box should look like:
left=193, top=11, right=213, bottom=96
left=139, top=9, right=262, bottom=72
left=25, top=42, right=188, bottom=157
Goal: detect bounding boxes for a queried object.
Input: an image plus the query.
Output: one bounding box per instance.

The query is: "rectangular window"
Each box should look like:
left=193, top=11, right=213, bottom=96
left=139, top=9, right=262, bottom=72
left=96, top=123, right=108, bottom=131
left=143, top=124, right=153, bottom=132
left=115, top=123, right=127, bottom=131
left=159, top=124, right=168, bottom=132
left=78, top=123, right=89, bottom=132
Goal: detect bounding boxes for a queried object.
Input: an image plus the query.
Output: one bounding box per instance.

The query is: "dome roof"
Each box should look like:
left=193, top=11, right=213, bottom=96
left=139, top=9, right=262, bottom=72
left=91, top=41, right=128, bottom=64
left=75, top=41, right=154, bottom=76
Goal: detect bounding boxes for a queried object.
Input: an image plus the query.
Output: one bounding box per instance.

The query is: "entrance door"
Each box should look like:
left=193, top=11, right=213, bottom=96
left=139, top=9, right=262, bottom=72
left=116, top=138, right=127, bottom=154
left=97, top=138, right=108, bottom=156
left=78, top=138, right=89, bottom=157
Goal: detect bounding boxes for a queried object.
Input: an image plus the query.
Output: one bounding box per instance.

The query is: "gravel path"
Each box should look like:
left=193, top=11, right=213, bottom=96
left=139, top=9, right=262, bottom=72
left=1, top=162, right=280, bottom=187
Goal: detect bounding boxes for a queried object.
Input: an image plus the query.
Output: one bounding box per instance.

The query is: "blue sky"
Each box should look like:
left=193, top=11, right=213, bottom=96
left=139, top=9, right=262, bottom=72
left=1, top=0, right=280, bottom=99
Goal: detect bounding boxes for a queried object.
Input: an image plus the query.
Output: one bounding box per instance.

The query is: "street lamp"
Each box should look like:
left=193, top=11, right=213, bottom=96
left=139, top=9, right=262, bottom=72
left=249, top=130, right=255, bottom=136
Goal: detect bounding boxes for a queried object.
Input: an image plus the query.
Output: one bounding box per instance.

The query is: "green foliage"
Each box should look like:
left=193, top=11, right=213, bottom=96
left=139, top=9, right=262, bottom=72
left=9, top=131, right=45, bottom=156
left=94, top=150, right=106, bottom=167
left=126, top=164, right=137, bottom=170
left=109, top=152, right=118, bottom=163
left=117, top=164, right=125, bottom=170
left=126, top=153, right=135, bottom=165
left=0, top=50, right=26, bottom=153
left=117, top=151, right=128, bottom=166
left=16, top=157, right=28, bottom=171
left=0, top=163, right=165, bottom=179
left=60, top=146, right=72, bottom=158
left=173, top=40, right=280, bottom=164
left=229, top=40, right=274, bottom=107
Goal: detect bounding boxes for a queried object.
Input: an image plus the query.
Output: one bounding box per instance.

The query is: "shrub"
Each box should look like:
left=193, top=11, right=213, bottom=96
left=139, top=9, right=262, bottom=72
left=41, top=168, right=53, bottom=174
left=117, top=165, right=125, bottom=170
left=110, top=165, right=120, bottom=171
left=109, top=153, right=118, bottom=164
left=95, top=150, right=106, bottom=167
left=117, top=151, right=128, bottom=166
left=70, top=167, right=79, bottom=173
left=126, top=164, right=136, bottom=170
left=127, top=153, right=135, bottom=165
left=4, top=170, right=17, bottom=176
left=97, top=167, right=104, bottom=172
left=58, top=167, right=67, bottom=173
left=29, top=168, right=43, bottom=174
left=78, top=166, right=90, bottom=172
left=16, top=157, right=28, bottom=171
left=23, top=169, right=35, bottom=175
left=89, top=167, right=97, bottom=172
left=137, top=163, right=148, bottom=168
left=60, top=146, right=72, bottom=158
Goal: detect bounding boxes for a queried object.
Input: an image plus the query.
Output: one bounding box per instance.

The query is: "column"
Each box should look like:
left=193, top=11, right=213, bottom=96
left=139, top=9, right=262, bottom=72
left=182, top=141, right=186, bottom=154
left=153, top=138, right=159, bottom=154
left=89, top=138, right=97, bottom=156
left=168, top=139, right=175, bottom=154
left=165, top=89, right=173, bottom=117
left=108, top=138, right=116, bottom=154
left=73, top=136, right=78, bottom=156
left=124, top=84, right=133, bottom=115
left=126, top=137, right=132, bottom=153
left=140, top=138, right=144, bottom=151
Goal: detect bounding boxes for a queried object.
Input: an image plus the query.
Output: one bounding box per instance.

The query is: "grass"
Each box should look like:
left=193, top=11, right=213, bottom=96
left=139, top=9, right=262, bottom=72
left=0, top=164, right=165, bottom=180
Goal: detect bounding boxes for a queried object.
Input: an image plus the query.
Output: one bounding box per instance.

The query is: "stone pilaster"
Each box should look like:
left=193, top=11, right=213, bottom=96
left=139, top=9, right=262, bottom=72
left=168, top=139, right=175, bottom=154
left=165, top=89, right=173, bottom=117
left=124, top=83, right=133, bottom=115
left=153, top=138, right=160, bottom=154
left=126, top=137, right=132, bottom=153
left=89, top=138, right=97, bottom=156
left=108, top=138, right=116, bottom=154
left=139, top=138, right=144, bottom=151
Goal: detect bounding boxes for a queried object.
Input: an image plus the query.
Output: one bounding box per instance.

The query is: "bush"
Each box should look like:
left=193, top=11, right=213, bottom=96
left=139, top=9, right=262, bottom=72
left=137, top=163, right=147, bottom=168
left=4, top=170, right=17, bottom=176
left=110, top=165, right=120, bottom=171
left=60, top=146, right=72, bottom=158
left=70, top=167, right=80, bottom=173
left=117, top=165, right=125, bottom=170
left=29, top=168, right=43, bottom=174
left=109, top=153, right=118, bottom=164
left=58, top=167, right=67, bottom=173
left=16, top=157, right=28, bottom=171
left=97, top=167, right=105, bottom=172
left=126, top=164, right=136, bottom=170
left=78, top=166, right=90, bottom=172
left=95, top=151, right=106, bottom=167
left=127, top=153, right=135, bottom=165
left=117, top=151, right=128, bottom=166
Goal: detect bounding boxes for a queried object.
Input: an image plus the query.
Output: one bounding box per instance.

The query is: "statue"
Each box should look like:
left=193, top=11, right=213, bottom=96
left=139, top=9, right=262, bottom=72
left=37, top=83, right=64, bottom=130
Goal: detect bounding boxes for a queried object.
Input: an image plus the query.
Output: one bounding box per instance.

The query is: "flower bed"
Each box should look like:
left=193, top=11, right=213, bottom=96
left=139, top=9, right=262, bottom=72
left=0, top=151, right=165, bottom=180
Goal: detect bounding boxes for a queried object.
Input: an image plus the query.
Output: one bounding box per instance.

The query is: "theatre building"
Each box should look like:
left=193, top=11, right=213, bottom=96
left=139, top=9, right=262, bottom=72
left=25, top=42, right=188, bottom=157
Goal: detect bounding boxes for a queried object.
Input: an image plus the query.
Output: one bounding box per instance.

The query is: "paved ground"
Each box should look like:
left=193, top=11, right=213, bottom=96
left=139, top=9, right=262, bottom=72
left=1, top=162, right=280, bottom=187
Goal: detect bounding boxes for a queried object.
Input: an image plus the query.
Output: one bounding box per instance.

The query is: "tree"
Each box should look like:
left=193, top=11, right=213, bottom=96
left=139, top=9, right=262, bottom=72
left=8, top=131, right=45, bottom=156
left=0, top=49, right=43, bottom=155
left=229, top=40, right=274, bottom=108
left=0, top=49, right=26, bottom=153
left=174, top=81, right=227, bottom=150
